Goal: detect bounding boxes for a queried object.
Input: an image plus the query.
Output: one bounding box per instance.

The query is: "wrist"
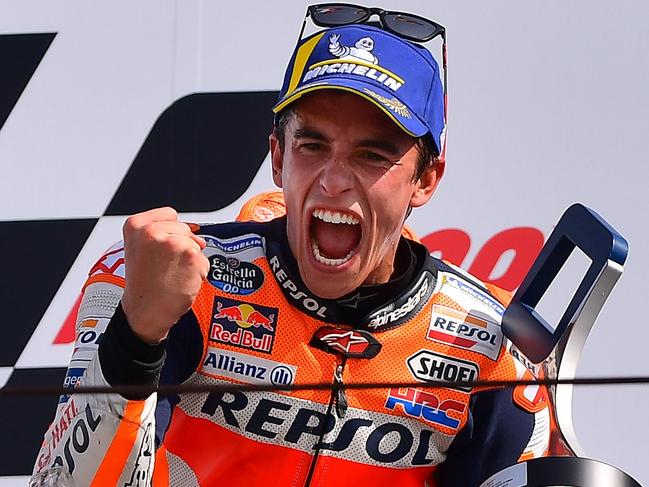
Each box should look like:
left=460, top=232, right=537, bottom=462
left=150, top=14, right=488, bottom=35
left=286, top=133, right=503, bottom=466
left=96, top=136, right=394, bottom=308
left=121, top=296, right=172, bottom=345
left=98, top=302, right=167, bottom=398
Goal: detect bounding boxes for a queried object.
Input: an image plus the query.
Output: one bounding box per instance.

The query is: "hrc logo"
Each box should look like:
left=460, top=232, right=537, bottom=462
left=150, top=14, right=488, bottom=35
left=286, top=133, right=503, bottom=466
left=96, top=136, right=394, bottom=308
left=385, top=387, right=466, bottom=431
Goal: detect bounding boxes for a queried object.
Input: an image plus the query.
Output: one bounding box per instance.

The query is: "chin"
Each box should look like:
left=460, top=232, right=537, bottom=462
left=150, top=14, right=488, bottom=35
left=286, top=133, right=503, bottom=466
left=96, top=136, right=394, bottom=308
left=301, top=265, right=360, bottom=299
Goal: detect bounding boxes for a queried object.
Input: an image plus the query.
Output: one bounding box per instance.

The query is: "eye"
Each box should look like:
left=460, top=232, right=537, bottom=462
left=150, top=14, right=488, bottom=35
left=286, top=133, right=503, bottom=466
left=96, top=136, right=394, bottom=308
left=297, top=141, right=326, bottom=154
left=358, top=150, right=392, bottom=165
left=364, top=151, right=385, bottom=160
left=304, top=142, right=324, bottom=150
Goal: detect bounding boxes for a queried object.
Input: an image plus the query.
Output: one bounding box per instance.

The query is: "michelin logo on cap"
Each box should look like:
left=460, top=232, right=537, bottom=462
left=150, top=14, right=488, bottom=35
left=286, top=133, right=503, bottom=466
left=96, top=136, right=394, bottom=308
left=302, top=33, right=404, bottom=92
left=329, top=33, right=378, bottom=64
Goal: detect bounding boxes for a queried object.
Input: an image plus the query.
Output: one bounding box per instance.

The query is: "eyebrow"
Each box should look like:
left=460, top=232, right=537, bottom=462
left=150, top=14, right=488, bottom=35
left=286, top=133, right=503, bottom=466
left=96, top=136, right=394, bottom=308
left=357, top=138, right=401, bottom=155
left=293, top=127, right=402, bottom=155
left=293, top=127, right=328, bottom=141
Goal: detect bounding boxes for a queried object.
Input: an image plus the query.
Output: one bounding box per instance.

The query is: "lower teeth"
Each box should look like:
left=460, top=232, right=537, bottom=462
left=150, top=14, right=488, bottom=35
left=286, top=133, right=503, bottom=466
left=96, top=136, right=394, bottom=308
left=312, top=242, right=354, bottom=266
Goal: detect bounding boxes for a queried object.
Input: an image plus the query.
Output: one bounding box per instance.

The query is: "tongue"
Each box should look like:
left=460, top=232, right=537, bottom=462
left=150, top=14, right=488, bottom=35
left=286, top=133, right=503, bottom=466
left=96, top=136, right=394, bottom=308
left=313, top=219, right=361, bottom=259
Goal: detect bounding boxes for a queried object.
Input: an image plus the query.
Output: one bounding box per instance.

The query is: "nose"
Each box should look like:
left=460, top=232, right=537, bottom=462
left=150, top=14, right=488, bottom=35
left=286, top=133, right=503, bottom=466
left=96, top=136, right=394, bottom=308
left=319, top=156, right=354, bottom=197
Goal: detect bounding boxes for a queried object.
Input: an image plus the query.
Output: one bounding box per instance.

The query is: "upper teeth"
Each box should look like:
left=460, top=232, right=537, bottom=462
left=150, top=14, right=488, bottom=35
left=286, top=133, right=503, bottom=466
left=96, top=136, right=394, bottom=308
left=313, top=209, right=359, bottom=225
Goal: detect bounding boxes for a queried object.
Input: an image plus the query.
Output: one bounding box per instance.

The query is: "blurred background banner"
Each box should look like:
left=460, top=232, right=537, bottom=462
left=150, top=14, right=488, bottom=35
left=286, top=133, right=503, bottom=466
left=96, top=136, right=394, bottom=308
left=0, top=1, right=647, bottom=484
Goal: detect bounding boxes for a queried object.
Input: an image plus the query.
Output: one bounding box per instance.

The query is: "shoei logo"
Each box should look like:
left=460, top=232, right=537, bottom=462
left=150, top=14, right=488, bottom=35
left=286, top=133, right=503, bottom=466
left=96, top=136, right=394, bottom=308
left=302, top=34, right=404, bottom=91
left=406, top=350, right=479, bottom=392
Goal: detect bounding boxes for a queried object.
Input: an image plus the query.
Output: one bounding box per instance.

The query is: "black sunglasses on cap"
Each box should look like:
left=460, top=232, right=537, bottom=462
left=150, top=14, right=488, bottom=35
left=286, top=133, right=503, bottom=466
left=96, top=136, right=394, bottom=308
left=307, top=3, right=445, bottom=43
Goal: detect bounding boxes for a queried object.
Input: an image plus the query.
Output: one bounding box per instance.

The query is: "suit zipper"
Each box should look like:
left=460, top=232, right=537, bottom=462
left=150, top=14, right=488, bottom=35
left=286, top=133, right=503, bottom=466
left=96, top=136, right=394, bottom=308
left=304, top=358, right=347, bottom=486
left=333, top=363, right=348, bottom=418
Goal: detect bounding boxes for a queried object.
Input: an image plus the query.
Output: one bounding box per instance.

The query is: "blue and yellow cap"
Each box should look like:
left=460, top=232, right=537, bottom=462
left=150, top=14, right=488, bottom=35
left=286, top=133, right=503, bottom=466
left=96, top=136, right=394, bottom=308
left=274, top=24, right=445, bottom=155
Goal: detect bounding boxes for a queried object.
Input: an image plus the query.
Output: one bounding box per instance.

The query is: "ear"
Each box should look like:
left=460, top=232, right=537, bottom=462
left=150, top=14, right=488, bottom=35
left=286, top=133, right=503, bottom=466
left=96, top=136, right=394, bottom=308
left=410, top=160, right=443, bottom=208
left=269, top=130, right=284, bottom=188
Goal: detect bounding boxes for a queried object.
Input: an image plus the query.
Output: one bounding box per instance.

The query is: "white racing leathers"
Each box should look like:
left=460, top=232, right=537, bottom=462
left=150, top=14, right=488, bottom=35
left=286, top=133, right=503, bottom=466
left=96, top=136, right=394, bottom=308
left=32, top=242, right=158, bottom=486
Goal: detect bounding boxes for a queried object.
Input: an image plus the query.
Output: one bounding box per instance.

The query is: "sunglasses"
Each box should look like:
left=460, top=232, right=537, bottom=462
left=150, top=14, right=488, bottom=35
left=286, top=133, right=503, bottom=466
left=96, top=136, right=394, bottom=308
left=307, top=3, right=446, bottom=43
left=300, top=3, right=448, bottom=158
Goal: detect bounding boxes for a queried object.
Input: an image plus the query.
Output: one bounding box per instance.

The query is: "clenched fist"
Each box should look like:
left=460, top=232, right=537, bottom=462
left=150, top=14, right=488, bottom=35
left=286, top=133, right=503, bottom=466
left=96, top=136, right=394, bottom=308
left=120, top=207, right=209, bottom=344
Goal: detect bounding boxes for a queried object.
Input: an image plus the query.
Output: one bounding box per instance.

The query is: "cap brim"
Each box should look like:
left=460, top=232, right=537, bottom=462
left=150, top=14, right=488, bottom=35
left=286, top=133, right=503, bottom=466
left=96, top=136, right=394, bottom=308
left=273, top=79, right=429, bottom=139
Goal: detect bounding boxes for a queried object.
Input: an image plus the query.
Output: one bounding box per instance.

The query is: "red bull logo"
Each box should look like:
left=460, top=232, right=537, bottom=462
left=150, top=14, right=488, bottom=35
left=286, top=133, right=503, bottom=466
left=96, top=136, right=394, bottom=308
left=213, top=302, right=275, bottom=331
left=210, top=298, right=278, bottom=354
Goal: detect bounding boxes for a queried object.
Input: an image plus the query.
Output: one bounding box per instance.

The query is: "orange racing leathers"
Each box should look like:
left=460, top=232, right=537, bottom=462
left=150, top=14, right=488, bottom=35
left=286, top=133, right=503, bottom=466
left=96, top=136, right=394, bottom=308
left=33, top=217, right=550, bottom=486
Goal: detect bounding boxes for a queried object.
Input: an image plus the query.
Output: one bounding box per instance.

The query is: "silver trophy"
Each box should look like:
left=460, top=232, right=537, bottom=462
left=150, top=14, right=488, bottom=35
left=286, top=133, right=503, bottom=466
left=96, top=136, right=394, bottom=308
left=481, top=203, right=641, bottom=486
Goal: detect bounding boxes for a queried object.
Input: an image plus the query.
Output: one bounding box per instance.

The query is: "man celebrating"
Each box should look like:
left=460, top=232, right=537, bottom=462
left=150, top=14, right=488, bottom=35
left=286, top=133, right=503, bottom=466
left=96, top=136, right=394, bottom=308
left=33, top=5, right=550, bottom=486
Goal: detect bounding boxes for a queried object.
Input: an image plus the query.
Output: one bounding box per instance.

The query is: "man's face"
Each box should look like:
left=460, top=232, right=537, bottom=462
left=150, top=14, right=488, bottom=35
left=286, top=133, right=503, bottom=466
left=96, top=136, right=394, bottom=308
left=270, top=91, right=440, bottom=299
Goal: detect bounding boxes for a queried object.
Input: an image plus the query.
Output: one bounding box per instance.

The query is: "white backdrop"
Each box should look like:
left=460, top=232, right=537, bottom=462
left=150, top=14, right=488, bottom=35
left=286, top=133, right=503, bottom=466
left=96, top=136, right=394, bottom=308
left=0, top=0, right=647, bottom=484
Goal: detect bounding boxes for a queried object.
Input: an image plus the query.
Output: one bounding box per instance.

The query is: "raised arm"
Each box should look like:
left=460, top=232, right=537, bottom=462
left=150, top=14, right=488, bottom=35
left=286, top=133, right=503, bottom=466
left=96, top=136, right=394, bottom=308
left=31, top=208, right=209, bottom=485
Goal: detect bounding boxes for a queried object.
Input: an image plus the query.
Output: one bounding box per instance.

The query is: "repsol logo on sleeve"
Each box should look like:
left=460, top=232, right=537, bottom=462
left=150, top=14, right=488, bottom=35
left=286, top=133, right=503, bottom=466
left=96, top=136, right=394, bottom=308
left=269, top=255, right=327, bottom=318
left=198, top=390, right=448, bottom=467
left=426, top=305, right=503, bottom=360
left=406, top=350, right=479, bottom=392
left=50, top=404, right=102, bottom=474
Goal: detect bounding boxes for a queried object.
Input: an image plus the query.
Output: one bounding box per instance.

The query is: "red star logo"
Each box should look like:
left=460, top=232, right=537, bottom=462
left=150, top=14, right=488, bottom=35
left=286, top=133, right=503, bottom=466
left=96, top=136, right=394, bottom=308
left=322, top=330, right=368, bottom=354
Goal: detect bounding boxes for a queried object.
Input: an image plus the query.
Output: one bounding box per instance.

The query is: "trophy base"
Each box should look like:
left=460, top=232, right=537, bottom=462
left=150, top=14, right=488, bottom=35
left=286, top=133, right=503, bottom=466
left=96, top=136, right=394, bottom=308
left=479, top=456, right=642, bottom=487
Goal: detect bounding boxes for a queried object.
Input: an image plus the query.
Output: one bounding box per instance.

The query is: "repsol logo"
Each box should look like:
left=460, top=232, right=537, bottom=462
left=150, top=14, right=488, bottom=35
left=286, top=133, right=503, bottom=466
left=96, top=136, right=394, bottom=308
left=50, top=404, right=102, bottom=474
left=199, top=390, right=444, bottom=467
left=269, top=255, right=327, bottom=318
left=426, top=305, right=503, bottom=360
left=76, top=329, right=103, bottom=345
left=407, top=351, right=479, bottom=392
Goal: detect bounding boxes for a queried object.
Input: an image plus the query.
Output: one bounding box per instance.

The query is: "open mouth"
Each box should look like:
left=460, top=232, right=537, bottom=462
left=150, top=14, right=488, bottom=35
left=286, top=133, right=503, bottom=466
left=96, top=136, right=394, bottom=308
left=310, top=208, right=362, bottom=266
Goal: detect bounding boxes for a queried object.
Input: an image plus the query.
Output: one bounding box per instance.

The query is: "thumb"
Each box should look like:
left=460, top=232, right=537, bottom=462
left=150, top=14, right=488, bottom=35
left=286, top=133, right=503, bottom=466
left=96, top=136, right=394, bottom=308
left=183, top=222, right=206, bottom=249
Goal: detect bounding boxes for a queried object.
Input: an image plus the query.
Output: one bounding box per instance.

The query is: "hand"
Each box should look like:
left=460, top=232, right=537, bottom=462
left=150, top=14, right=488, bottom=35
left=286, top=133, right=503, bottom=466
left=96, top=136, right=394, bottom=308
left=120, top=207, right=209, bottom=344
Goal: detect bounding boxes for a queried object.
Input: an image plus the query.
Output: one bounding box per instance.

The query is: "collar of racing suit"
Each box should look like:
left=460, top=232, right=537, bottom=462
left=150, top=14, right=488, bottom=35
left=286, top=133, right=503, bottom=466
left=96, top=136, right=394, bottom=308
left=266, top=216, right=438, bottom=332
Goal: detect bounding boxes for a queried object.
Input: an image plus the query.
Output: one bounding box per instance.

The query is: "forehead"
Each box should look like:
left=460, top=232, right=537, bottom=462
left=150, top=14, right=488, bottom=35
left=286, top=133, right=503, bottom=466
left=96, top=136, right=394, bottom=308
left=284, top=91, right=413, bottom=142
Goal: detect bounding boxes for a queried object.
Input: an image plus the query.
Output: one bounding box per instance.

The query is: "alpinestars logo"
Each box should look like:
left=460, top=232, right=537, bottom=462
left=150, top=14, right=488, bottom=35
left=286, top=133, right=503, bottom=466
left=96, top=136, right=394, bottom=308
left=368, top=273, right=432, bottom=331
left=311, top=326, right=381, bottom=358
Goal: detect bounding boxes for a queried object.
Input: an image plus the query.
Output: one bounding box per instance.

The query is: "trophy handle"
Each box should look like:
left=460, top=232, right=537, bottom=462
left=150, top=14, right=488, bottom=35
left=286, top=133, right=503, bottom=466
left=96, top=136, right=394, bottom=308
left=502, top=203, right=628, bottom=456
